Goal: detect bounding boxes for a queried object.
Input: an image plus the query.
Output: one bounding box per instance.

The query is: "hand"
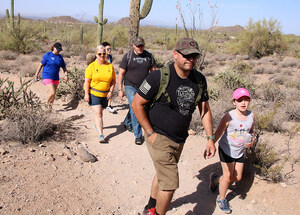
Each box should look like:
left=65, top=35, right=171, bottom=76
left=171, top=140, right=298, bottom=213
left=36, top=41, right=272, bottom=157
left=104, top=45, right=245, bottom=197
left=203, top=140, right=216, bottom=159
left=118, top=90, right=124, bottom=100
left=107, top=92, right=113, bottom=100
left=84, top=94, right=89, bottom=102
left=34, top=76, right=40, bottom=82
left=64, top=75, right=69, bottom=82
left=148, top=132, right=157, bottom=145
left=245, top=134, right=256, bottom=148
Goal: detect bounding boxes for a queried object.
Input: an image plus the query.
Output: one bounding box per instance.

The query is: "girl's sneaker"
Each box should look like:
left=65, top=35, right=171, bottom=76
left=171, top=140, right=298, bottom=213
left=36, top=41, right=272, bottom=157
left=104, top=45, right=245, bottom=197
left=216, top=195, right=232, bottom=214
left=99, top=135, right=105, bottom=143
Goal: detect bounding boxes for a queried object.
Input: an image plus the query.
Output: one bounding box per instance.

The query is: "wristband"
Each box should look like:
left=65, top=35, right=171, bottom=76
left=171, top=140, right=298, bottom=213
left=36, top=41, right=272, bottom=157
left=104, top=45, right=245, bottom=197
left=148, top=131, right=155, bottom=137
left=207, top=135, right=215, bottom=141
left=118, top=89, right=123, bottom=91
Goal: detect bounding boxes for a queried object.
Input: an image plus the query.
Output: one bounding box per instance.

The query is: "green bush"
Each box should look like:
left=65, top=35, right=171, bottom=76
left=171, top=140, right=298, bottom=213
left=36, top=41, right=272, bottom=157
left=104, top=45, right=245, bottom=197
left=230, top=18, right=286, bottom=58
left=56, top=67, right=85, bottom=100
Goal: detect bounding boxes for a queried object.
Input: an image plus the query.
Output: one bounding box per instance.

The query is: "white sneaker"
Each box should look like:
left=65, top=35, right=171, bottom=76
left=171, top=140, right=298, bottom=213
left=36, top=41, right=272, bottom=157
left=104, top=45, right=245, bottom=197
left=106, top=106, right=115, bottom=113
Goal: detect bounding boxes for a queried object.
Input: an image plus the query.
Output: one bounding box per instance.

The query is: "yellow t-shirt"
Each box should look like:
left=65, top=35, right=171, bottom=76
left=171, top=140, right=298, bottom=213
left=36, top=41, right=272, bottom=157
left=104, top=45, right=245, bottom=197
left=85, top=61, right=116, bottom=97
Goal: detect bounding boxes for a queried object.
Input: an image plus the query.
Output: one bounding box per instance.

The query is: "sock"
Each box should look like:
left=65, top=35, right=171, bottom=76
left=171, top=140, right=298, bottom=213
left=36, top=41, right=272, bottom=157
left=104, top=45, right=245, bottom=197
left=145, top=196, right=156, bottom=209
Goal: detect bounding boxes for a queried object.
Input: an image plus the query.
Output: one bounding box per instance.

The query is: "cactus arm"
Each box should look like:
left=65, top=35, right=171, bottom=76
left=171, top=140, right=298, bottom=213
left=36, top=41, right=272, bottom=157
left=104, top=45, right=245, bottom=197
left=6, top=9, right=10, bottom=28
left=140, top=0, right=153, bottom=20
left=10, top=0, right=14, bottom=29
left=94, top=16, right=98, bottom=23
left=102, top=18, right=108, bottom=25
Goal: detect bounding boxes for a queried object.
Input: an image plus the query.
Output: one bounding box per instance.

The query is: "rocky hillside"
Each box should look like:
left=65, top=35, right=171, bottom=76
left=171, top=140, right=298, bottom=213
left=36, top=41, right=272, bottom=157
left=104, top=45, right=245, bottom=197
left=46, top=16, right=81, bottom=24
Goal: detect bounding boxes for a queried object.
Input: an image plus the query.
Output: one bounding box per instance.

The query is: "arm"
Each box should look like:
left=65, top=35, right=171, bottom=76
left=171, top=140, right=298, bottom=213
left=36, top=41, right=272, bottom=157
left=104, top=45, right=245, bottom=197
left=198, top=101, right=216, bottom=159
left=245, top=112, right=256, bottom=148
left=132, top=93, right=157, bottom=144
left=84, top=78, right=91, bottom=102
left=118, top=68, right=126, bottom=100
left=214, top=113, right=231, bottom=142
left=107, top=78, right=116, bottom=100
left=150, top=66, right=157, bottom=72
left=62, top=66, right=69, bottom=82
left=34, top=63, right=44, bottom=81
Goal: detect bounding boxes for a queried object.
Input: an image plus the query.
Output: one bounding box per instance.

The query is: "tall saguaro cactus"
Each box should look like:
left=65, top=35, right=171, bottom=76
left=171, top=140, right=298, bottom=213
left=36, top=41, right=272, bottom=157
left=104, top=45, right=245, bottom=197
left=128, top=0, right=153, bottom=47
left=94, top=0, right=108, bottom=45
left=5, top=0, right=15, bottom=29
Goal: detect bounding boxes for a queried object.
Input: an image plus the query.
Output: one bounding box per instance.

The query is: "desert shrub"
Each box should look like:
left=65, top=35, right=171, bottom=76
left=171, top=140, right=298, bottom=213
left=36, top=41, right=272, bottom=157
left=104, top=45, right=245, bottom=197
left=214, top=68, right=255, bottom=94
left=110, top=25, right=128, bottom=48
left=234, top=18, right=286, bottom=58
left=278, top=57, right=299, bottom=68
left=258, top=83, right=285, bottom=103
left=0, top=50, right=18, bottom=60
left=0, top=77, right=42, bottom=119
left=56, top=66, right=85, bottom=100
left=254, top=65, right=278, bottom=74
left=246, top=141, right=283, bottom=182
left=0, top=22, right=40, bottom=54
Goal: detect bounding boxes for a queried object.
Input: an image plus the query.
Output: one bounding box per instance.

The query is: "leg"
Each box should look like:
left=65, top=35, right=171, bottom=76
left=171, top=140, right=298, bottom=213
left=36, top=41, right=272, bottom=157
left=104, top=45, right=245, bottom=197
left=46, top=84, right=58, bottom=106
left=219, top=161, right=236, bottom=199
left=124, top=110, right=131, bottom=126
left=232, top=162, right=244, bottom=182
left=156, top=190, right=175, bottom=215
left=91, top=105, right=104, bottom=135
left=125, top=86, right=142, bottom=138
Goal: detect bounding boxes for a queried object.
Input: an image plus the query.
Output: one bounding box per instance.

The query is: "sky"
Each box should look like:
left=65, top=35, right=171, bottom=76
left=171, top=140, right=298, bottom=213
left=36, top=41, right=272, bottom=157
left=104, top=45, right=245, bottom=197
left=1, top=0, right=299, bottom=35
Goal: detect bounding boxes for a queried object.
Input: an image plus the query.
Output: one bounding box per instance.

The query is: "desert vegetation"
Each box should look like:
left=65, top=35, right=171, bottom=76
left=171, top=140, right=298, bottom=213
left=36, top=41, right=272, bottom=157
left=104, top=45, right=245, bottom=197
left=0, top=0, right=299, bottom=185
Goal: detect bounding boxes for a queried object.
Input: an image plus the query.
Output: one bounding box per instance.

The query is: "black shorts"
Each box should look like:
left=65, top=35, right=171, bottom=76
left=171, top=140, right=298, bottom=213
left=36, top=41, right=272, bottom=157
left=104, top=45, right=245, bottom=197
left=89, top=94, right=108, bottom=108
left=218, top=146, right=245, bottom=163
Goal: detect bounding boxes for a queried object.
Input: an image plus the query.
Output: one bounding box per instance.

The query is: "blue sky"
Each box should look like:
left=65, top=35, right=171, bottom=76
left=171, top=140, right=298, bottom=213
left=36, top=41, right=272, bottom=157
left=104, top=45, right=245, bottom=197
left=1, top=0, right=299, bottom=35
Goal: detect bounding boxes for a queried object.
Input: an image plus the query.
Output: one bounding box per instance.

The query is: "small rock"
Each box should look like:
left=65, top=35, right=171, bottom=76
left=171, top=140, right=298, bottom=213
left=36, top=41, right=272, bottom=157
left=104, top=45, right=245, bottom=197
left=188, top=129, right=196, bottom=135
left=250, top=199, right=257, bottom=204
left=280, top=182, right=287, bottom=188
left=39, top=144, right=46, bottom=148
left=0, top=147, right=8, bottom=155
left=28, top=148, right=35, bottom=152
left=77, top=147, right=97, bottom=163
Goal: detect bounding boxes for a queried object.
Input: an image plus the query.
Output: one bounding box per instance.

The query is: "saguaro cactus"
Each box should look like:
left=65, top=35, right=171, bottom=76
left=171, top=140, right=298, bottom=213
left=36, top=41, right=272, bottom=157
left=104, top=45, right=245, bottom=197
left=128, top=0, right=153, bottom=47
left=94, top=0, right=107, bottom=45
left=5, top=0, right=15, bottom=29
left=80, top=25, right=84, bottom=45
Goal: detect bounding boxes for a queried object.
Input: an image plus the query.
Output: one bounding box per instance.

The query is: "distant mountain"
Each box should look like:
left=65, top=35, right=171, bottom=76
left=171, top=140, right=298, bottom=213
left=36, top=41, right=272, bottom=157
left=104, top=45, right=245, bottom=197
left=46, top=16, right=81, bottom=24
left=113, top=17, right=129, bottom=26
left=209, top=25, right=245, bottom=33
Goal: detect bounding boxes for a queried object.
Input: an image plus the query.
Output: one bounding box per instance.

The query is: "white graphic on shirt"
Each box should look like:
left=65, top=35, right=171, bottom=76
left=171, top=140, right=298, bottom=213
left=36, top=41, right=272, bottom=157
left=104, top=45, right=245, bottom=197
left=139, top=80, right=151, bottom=95
left=133, top=57, right=147, bottom=64
left=229, top=128, right=251, bottom=146
left=176, top=85, right=195, bottom=115
left=51, top=57, right=55, bottom=60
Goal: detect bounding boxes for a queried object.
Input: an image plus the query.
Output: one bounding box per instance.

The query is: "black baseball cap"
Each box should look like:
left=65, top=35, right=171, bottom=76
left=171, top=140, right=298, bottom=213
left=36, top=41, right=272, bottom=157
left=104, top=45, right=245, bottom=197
left=133, top=37, right=145, bottom=46
left=54, top=42, right=63, bottom=51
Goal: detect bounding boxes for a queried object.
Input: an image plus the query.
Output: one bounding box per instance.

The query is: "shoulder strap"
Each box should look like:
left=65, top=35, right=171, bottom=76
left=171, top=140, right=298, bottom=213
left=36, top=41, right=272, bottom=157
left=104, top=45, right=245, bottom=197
left=127, top=50, right=133, bottom=67
left=192, top=69, right=203, bottom=106
left=148, top=66, right=171, bottom=108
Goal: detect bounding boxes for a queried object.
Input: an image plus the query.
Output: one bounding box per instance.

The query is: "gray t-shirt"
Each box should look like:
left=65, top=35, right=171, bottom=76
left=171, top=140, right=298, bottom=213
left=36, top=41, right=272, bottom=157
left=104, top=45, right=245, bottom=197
left=219, top=110, right=253, bottom=158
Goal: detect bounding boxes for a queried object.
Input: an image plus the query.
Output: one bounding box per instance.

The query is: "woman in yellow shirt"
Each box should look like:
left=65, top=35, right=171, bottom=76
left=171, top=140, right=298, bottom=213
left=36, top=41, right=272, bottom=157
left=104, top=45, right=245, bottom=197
left=84, top=45, right=116, bottom=143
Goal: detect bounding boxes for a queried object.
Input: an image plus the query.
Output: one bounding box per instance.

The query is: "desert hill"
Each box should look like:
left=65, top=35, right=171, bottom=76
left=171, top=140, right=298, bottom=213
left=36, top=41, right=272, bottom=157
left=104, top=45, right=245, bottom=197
left=46, top=16, right=81, bottom=24
left=209, top=25, right=245, bottom=33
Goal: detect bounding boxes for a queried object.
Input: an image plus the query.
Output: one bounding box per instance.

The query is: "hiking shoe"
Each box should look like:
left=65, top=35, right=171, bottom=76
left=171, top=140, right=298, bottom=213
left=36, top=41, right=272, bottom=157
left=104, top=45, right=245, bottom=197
left=142, top=207, right=157, bottom=215
left=216, top=195, right=232, bottom=214
left=209, top=172, right=218, bottom=192
left=106, top=105, right=116, bottom=113
left=124, top=124, right=133, bottom=132
left=99, top=135, right=105, bottom=143
left=135, top=136, right=144, bottom=145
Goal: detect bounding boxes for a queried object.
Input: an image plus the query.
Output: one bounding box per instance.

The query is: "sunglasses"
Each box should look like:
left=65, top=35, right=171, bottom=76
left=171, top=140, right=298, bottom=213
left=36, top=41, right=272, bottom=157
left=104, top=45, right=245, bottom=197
left=176, top=50, right=200, bottom=59
left=97, top=53, right=106, bottom=56
left=136, top=44, right=144, bottom=48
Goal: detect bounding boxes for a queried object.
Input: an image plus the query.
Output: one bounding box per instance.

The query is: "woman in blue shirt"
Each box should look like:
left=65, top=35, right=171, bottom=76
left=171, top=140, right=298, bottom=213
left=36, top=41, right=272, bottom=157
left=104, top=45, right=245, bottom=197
left=34, top=42, right=69, bottom=109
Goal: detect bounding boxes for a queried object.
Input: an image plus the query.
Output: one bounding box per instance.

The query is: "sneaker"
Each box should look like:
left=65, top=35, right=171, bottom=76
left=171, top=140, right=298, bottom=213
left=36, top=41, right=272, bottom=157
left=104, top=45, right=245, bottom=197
left=124, top=124, right=133, bottom=132
left=209, top=172, right=218, bottom=192
left=142, top=207, right=157, bottom=215
left=216, top=195, right=232, bottom=214
left=106, top=105, right=116, bottom=113
left=135, top=136, right=144, bottom=145
left=99, top=135, right=105, bottom=143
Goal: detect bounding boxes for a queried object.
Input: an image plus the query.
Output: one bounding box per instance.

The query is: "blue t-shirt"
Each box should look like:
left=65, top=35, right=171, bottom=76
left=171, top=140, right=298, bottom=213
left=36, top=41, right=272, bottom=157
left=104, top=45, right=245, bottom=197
left=41, top=52, right=66, bottom=80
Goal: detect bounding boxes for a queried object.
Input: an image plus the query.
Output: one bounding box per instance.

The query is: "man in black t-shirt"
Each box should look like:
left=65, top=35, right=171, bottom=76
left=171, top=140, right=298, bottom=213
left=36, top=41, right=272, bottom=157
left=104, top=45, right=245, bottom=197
left=118, top=37, right=157, bottom=145
left=132, top=38, right=216, bottom=215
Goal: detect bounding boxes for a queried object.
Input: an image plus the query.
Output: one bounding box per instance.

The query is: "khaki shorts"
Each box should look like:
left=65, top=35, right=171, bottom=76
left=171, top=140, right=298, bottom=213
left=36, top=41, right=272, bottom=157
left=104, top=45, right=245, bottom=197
left=145, top=132, right=184, bottom=191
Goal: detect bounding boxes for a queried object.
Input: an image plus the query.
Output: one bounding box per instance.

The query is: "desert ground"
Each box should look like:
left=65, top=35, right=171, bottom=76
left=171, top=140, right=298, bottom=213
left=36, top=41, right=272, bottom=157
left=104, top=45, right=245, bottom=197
left=0, top=48, right=300, bottom=215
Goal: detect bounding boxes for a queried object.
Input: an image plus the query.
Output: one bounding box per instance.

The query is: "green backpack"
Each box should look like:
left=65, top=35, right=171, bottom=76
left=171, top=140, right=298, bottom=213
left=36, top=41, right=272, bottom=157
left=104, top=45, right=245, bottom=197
left=148, top=65, right=203, bottom=109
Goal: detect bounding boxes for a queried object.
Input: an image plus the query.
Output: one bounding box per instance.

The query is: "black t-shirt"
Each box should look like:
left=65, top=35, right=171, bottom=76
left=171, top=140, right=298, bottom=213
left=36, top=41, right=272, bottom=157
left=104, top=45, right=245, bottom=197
left=137, top=63, right=209, bottom=143
left=119, top=50, right=156, bottom=89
